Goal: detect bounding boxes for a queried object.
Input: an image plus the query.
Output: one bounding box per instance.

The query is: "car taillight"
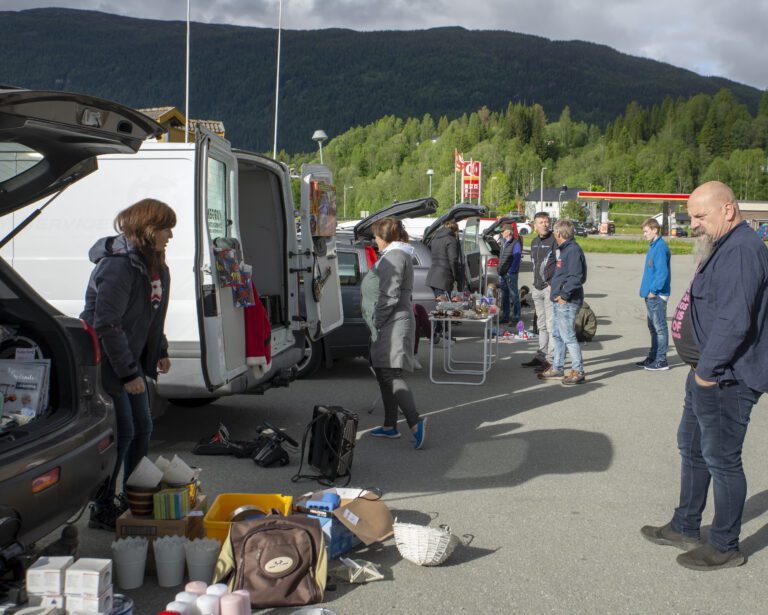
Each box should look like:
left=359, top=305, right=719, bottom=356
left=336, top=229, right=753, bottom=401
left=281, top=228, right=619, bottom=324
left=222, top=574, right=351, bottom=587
left=487, top=257, right=499, bottom=268
left=80, top=319, right=101, bottom=364
left=97, top=434, right=114, bottom=454
left=364, top=246, right=377, bottom=269
left=32, top=468, right=60, bottom=494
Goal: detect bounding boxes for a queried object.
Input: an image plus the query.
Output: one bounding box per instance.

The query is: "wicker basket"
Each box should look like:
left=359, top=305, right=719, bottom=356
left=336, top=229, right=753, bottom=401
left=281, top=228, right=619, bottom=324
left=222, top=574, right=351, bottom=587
left=393, top=521, right=460, bottom=566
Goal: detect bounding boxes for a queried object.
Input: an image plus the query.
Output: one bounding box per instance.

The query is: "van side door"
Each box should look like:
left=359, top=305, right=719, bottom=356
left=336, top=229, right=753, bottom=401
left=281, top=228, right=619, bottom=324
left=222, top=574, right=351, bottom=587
left=299, top=164, right=343, bottom=340
left=195, top=129, right=248, bottom=390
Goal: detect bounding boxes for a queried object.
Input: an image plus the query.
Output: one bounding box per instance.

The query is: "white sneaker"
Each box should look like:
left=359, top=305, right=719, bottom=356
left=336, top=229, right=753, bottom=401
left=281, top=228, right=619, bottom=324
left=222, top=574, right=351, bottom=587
left=413, top=357, right=423, bottom=370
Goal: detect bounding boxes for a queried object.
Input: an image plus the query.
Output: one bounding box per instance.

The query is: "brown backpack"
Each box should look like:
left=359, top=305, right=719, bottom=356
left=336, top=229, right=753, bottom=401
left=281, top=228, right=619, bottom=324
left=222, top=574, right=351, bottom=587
left=213, top=515, right=327, bottom=609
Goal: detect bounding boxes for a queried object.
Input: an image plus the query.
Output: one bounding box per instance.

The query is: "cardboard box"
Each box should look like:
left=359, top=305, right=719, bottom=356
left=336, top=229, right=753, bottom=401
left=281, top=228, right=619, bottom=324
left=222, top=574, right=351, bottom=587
left=115, top=494, right=207, bottom=573
left=63, top=559, right=111, bottom=598
left=66, top=586, right=113, bottom=613
left=293, top=488, right=393, bottom=559
left=26, top=556, right=74, bottom=595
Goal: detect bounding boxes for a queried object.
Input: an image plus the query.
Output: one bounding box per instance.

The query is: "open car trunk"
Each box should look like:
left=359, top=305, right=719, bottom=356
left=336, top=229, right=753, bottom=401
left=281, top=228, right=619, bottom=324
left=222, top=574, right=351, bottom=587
left=0, top=259, right=114, bottom=547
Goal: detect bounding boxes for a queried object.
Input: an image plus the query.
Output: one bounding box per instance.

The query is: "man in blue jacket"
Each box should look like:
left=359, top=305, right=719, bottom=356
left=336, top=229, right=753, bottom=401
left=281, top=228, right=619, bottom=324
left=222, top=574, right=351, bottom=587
left=637, top=218, right=671, bottom=370
left=497, top=223, right=522, bottom=325
left=538, top=219, right=587, bottom=385
left=641, top=181, right=768, bottom=571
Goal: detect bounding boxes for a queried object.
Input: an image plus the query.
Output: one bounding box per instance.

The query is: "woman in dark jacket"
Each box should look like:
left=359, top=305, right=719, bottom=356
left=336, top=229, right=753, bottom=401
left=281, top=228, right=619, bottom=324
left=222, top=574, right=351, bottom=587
left=81, top=198, right=176, bottom=529
left=425, top=220, right=462, bottom=341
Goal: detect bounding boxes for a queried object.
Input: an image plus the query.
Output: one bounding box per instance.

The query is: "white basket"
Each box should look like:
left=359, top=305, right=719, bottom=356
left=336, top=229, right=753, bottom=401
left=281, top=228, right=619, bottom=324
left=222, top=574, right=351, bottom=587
left=393, top=521, right=460, bottom=566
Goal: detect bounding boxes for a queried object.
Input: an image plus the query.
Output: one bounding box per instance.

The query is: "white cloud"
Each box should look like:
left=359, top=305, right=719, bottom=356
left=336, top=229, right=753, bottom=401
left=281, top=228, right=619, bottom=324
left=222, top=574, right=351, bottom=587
left=1, top=0, right=766, bottom=88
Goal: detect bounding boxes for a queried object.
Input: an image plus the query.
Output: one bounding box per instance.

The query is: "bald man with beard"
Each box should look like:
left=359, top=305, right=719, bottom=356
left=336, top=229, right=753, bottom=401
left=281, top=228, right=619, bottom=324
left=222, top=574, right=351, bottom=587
left=641, top=181, right=768, bottom=570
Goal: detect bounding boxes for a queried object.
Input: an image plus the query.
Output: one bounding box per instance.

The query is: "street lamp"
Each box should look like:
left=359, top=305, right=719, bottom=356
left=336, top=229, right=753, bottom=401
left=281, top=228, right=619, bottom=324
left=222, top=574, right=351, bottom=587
left=540, top=166, right=546, bottom=212
left=312, top=129, right=328, bottom=164
left=343, top=185, right=353, bottom=219
left=558, top=184, right=568, bottom=218
left=426, top=168, right=435, bottom=197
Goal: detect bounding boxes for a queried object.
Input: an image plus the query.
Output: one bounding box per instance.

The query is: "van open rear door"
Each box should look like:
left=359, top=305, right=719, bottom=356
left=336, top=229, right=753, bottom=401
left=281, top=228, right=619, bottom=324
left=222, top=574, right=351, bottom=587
left=299, top=164, right=343, bottom=340
left=195, top=128, right=249, bottom=390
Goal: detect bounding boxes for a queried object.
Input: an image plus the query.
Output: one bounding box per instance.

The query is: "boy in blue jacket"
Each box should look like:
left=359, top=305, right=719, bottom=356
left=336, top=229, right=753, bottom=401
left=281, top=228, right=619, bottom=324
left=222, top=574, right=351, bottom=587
left=637, top=218, right=671, bottom=370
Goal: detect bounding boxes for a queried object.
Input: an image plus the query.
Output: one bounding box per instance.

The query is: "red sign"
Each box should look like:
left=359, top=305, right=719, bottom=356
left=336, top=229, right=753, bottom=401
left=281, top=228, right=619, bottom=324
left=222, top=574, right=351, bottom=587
left=462, top=161, right=481, bottom=200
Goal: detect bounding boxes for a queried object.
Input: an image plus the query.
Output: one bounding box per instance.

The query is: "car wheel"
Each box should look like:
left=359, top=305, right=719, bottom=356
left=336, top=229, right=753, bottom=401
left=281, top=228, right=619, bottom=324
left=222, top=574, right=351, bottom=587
left=296, top=336, right=323, bottom=379
left=168, top=397, right=219, bottom=408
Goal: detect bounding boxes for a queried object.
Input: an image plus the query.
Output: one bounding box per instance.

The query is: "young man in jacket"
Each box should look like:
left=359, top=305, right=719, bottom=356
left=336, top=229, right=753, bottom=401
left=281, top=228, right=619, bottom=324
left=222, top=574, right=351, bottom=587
left=538, top=219, right=587, bottom=385
left=641, top=181, right=768, bottom=571
left=497, top=223, right=522, bottom=325
left=522, top=212, right=557, bottom=371
left=637, top=217, right=671, bottom=370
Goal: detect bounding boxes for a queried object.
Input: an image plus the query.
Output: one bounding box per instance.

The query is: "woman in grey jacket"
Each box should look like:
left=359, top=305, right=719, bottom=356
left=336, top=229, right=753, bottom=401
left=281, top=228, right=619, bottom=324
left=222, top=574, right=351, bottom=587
left=81, top=198, right=176, bottom=528
left=361, top=217, right=426, bottom=449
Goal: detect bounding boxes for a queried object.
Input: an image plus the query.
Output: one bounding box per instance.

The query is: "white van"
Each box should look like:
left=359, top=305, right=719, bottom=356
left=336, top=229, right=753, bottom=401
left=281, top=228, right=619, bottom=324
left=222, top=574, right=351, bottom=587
left=1, top=124, right=343, bottom=407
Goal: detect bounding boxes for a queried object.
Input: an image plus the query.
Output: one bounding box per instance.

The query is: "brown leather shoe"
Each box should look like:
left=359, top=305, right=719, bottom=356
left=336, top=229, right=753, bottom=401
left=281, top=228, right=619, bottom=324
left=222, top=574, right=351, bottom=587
left=562, top=370, right=586, bottom=385
left=641, top=522, right=703, bottom=551
left=676, top=543, right=746, bottom=570
left=537, top=367, right=564, bottom=380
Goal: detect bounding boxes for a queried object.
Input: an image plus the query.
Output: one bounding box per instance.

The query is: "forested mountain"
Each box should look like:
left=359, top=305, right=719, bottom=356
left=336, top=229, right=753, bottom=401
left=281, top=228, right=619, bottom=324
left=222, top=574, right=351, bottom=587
left=287, top=90, right=768, bottom=216
left=0, top=8, right=763, bottom=154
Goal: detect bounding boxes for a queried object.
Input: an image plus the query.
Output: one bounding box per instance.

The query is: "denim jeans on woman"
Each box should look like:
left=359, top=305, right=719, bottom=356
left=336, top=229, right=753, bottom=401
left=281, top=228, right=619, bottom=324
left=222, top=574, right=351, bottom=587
left=672, top=370, right=762, bottom=551
left=644, top=296, right=668, bottom=361
left=552, top=300, right=584, bottom=373
left=100, top=371, right=152, bottom=505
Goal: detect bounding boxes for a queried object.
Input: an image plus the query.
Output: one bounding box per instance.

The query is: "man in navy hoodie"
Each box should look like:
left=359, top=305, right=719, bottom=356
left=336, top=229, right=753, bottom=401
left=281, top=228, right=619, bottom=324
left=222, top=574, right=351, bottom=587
left=636, top=217, right=671, bottom=370
left=641, top=181, right=768, bottom=571
left=538, top=219, right=587, bottom=385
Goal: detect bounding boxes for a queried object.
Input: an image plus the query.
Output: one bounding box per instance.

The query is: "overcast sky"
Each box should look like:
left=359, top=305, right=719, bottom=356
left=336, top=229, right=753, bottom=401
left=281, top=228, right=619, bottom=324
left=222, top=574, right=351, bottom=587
left=2, top=0, right=767, bottom=90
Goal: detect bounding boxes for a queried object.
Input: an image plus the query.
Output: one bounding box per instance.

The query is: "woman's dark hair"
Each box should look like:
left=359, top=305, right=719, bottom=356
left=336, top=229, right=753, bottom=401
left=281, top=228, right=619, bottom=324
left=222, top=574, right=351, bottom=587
left=115, top=198, right=177, bottom=273
left=371, top=217, right=409, bottom=243
left=444, top=220, right=459, bottom=235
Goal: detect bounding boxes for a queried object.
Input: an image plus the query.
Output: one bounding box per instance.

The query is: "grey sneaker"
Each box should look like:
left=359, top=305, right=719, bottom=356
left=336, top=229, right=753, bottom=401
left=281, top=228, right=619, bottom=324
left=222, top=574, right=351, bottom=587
left=640, top=522, right=703, bottom=551
left=561, top=370, right=586, bottom=385
left=676, top=543, right=746, bottom=571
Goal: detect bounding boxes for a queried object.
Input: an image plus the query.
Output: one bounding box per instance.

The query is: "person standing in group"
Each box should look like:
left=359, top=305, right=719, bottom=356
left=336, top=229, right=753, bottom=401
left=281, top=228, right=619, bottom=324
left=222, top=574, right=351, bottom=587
left=425, top=219, right=462, bottom=344
left=81, top=198, right=176, bottom=529
left=636, top=218, right=671, bottom=371
left=521, top=212, right=557, bottom=372
left=498, top=223, right=522, bottom=325
left=641, top=181, right=768, bottom=571
left=360, top=217, right=426, bottom=449
left=538, top=219, right=587, bottom=385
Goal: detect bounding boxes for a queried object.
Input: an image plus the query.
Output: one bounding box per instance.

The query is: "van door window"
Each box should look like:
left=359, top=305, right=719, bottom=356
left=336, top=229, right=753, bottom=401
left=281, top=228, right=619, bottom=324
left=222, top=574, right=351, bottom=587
left=463, top=218, right=479, bottom=252
left=206, top=158, right=228, bottom=239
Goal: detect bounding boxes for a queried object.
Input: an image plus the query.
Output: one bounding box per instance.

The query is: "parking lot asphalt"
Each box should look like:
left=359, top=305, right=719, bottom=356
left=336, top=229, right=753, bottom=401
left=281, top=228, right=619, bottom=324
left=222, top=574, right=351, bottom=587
left=64, top=251, right=768, bottom=614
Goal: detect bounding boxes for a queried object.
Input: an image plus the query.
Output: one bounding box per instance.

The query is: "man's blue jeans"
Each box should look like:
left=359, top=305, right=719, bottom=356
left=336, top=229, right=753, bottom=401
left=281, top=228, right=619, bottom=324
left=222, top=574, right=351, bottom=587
left=552, top=301, right=583, bottom=373
left=101, top=374, right=152, bottom=504
left=645, top=296, right=668, bottom=361
left=672, top=370, right=762, bottom=551
left=500, top=272, right=520, bottom=322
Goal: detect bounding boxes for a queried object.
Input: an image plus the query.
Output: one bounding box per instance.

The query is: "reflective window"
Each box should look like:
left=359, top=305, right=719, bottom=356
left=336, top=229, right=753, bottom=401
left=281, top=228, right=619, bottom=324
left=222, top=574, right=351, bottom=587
left=337, top=250, right=360, bottom=285
left=463, top=218, right=479, bottom=252
left=0, top=143, right=43, bottom=184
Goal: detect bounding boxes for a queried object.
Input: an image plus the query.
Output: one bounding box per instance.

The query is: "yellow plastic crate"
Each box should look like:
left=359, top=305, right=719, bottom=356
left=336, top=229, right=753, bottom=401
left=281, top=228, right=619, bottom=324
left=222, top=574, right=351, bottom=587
left=203, top=493, right=293, bottom=544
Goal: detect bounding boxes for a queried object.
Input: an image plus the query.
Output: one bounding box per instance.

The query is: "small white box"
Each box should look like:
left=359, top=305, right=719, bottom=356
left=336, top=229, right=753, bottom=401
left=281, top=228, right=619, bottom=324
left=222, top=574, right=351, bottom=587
left=65, top=586, right=113, bottom=614
left=63, top=559, right=112, bottom=598
left=25, top=556, right=74, bottom=595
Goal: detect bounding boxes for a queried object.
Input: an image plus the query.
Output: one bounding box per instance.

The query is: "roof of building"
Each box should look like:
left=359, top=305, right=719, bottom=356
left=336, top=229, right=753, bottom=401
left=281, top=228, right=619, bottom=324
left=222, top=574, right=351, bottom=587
left=188, top=119, right=226, bottom=134
left=523, top=187, right=583, bottom=202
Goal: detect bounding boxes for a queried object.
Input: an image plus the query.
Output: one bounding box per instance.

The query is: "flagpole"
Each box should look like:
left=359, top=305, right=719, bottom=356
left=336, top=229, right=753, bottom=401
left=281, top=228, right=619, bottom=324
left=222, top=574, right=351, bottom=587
left=272, top=0, right=283, bottom=158
left=184, top=0, right=190, bottom=143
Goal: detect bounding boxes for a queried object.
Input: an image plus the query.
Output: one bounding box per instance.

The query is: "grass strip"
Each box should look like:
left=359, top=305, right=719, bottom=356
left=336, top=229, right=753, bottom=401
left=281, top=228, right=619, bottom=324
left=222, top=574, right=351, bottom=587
left=574, top=237, right=693, bottom=254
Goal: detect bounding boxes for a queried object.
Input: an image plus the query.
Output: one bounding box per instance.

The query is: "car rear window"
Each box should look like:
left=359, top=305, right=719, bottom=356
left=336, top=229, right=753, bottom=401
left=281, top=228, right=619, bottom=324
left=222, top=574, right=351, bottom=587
left=0, top=143, right=43, bottom=185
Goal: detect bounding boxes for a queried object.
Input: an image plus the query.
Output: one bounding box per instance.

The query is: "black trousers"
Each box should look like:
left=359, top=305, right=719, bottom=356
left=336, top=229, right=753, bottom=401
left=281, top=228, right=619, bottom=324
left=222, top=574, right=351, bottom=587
left=374, top=367, right=420, bottom=429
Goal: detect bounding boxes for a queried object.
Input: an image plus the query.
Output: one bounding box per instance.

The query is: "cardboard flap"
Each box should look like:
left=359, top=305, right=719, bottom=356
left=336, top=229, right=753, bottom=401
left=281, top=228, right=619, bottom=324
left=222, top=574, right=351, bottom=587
left=333, top=496, right=393, bottom=545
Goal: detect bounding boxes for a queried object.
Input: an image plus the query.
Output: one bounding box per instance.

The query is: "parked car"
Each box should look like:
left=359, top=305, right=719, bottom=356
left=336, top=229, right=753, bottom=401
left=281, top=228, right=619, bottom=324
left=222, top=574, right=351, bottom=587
left=462, top=213, right=519, bottom=293
left=0, top=88, right=165, bottom=579
left=572, top=222, right=589, bottom=237
left=297, top=200, right=485, bottom=377
left=297, top=198, right=437, bottom=377
left=670, top=225, right=688, bottom=237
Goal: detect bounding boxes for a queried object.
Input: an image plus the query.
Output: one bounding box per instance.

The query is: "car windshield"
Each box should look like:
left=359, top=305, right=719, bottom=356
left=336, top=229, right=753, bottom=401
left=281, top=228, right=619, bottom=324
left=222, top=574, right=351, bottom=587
left=0, top=143, right=44, bottom=185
